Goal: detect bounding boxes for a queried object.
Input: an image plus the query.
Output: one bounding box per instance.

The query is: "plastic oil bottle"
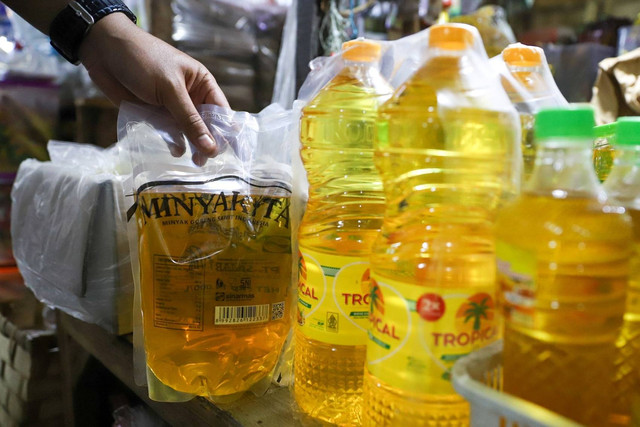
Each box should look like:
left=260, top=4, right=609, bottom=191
left=363, top=24, right=520, bottom=426
left=497, top=106, right=632, bottom=426
left=594, top=121, right=617, bottom=183
left=501, top=43, right=568, bottom=184
left=603, top=117, right=640, bottom=426
left=294, top=39, right=393, bottom=425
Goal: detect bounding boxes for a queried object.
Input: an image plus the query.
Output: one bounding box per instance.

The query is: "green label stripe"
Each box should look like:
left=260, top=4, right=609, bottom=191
left=298, top=298, right=311, bottom=309
left=406, top=299, right=417, bottom=312
left=350, top=311, right=369, bottom=318
left=321, top=265, right=340, bottom=277
left=441, top=353, right=468, bottom=362
left=368, top=331, right=390, bottom=350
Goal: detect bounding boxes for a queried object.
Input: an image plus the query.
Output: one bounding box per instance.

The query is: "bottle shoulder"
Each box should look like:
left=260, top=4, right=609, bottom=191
left=303, top=69, right=392, bottom=114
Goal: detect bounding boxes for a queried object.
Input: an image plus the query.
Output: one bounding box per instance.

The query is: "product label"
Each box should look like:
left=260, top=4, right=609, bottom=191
left=297, top=247, right=372, bottom=345
left=496, top=240, right=536, bottom=329
left=136, top=189, right=291, bottom=331
left=367, top=275, right=499, bottom=394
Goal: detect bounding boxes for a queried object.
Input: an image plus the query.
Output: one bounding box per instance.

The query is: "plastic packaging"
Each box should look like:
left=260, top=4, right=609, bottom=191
left=492, top=43, right=568, bottom=183
left=363, top=24, right=519, bottom=426
left=602, top=117, right=640, bottom=426
left=294, top=39, right=393, bottom=425
left=496, top=106, right=632, bottom=425
left=271, top=0, right=297, bottom=108
left=10, top=141, right=133, bottom=334
left=593, top=122, right=617, bottom=183
left=118, top=101, right=299, bottom=401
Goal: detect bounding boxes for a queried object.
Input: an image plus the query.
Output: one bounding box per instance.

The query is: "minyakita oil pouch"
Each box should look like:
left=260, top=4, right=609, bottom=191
left=118, top=102, right=297, bottom=401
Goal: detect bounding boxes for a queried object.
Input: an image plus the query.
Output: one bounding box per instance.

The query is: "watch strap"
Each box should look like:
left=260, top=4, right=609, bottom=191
left=50, top=0, right=137, bottom=65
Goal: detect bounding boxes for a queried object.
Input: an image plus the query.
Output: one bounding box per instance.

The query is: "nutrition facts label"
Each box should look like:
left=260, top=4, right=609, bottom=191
left=153, top=255, right=205, bottom=331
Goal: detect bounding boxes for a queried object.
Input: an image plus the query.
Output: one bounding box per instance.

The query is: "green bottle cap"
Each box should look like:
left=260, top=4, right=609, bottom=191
left=616, top=117, right=640, bottom=146
left=535, top=106, right=595, bottom=141
left=594, top=122, right=617, bottom=139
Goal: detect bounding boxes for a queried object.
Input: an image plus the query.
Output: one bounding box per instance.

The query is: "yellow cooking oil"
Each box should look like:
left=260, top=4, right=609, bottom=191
left=497, top=107, right=632, bottom=426
left=136, top=189, right=292, bottom=397
left=501, top=43, right=566, bottom=184
left=364, top=24, right=519, bottom=426
left=294, top=39, right=393, bottom=425
left=594, top=122, right=617, bottom=183
left=603, top=118, right=640, bottom=426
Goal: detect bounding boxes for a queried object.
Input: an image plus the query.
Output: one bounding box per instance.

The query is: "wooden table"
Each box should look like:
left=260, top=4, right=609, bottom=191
left=56, top=311, right=296, bottom=426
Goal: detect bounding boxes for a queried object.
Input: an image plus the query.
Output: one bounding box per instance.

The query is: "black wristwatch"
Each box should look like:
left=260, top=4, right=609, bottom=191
left=49, top=0, right=137, bottom=65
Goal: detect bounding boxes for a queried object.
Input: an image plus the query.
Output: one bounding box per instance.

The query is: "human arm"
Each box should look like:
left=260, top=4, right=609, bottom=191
left=2, top=1, right=229, bottom=164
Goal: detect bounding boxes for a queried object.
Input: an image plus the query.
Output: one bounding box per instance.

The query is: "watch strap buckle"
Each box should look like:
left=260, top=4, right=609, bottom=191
left=68, top=1, right=95, bottom=27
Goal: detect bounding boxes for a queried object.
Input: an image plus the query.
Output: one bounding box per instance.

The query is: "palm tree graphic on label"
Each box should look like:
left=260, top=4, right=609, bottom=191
left=463, top=296, right=490, bottom=331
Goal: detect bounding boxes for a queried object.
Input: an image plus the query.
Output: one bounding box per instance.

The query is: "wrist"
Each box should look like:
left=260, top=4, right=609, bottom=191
left=49, top=0, right=137, bottom=65
left=78, top=12, right=138, bottom=63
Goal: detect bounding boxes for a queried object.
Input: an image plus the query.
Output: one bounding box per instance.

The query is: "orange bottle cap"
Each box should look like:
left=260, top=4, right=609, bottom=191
left=428, top=24, right=474, bottom=50
left=503, top=44, right=543, bottom=67
left=342, top=39, right=382, bottom=62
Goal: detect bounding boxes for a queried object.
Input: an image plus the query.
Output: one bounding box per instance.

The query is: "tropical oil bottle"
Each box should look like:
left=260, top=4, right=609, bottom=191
left=363, top=24, right=520, bottom=426
left=497, top=106, right=632, bottom=426
left=294, top=39, right=393, bottom=425
left=603, top=117, right=640, bottom=426
left=501, top=43, right=568, bottom=183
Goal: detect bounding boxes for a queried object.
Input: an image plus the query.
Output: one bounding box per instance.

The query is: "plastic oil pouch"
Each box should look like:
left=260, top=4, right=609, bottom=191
left=118, top=102, right=297, bottom=401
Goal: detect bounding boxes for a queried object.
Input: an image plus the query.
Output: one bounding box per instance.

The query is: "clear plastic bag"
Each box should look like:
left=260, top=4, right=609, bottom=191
left=10, top=141, right=133, bottom=334
left=117, top=101, right=300, bottom=401
left=491, top=43, right=568, bottom=182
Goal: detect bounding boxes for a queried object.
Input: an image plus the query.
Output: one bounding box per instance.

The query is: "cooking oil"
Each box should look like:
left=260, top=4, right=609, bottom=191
left=603, top=117, right=640, bottom=426
left=294, top=39, right=393, bottom=425
left=497, top=107, right=632, bottom=426
left=364, top=24, right=519, bottom=426
left=501, top=43, right=567, bottom=184
left=136, top=189, right=292, bottom=397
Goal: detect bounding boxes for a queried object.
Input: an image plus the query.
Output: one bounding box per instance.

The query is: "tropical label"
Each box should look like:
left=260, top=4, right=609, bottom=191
left=367, top=275, right=499, bottom=393
left=496, top=240, right=536, bottom=329
left=297, top=247, right=372, bottom=345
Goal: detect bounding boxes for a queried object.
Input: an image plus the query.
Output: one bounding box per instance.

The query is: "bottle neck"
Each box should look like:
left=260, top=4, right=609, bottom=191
left=526, top=139, right=604, bottom=199
left=612, top=145, right=640, bottom=167
left=341, top=59, right=383, bottom=86
left=603, top=145, right=640, bottom=207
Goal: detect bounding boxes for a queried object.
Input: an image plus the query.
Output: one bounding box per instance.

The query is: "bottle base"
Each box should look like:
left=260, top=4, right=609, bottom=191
left=362, top=370, right=469, bottom=427
left=294, top=329, right=365, bottom=425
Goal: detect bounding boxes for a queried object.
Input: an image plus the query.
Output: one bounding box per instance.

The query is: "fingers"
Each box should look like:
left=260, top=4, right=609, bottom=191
left=192, top=150, right=209, bottom=167
left=163, top=87, right=219, bottom=158
left=200, top=74, right=230, bottom=109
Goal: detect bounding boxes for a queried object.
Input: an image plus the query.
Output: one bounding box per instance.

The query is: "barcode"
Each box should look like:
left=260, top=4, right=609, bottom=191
left=215, top=304, right=270, bottom=325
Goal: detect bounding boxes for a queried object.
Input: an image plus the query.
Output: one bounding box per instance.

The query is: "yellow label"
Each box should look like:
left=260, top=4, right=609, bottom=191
left=366, top=275, right=499, bottom=393
left=297, top=247, right=372, bottom=345
left=496, top=240, right=536, bottom=329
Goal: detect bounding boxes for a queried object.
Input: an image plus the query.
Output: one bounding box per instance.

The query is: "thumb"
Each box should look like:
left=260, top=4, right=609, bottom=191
left=164, top=89, right=218, bottom=158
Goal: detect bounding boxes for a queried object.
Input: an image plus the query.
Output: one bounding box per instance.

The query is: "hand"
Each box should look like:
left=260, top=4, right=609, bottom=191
left=78, top=13, right=230, bottom=165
